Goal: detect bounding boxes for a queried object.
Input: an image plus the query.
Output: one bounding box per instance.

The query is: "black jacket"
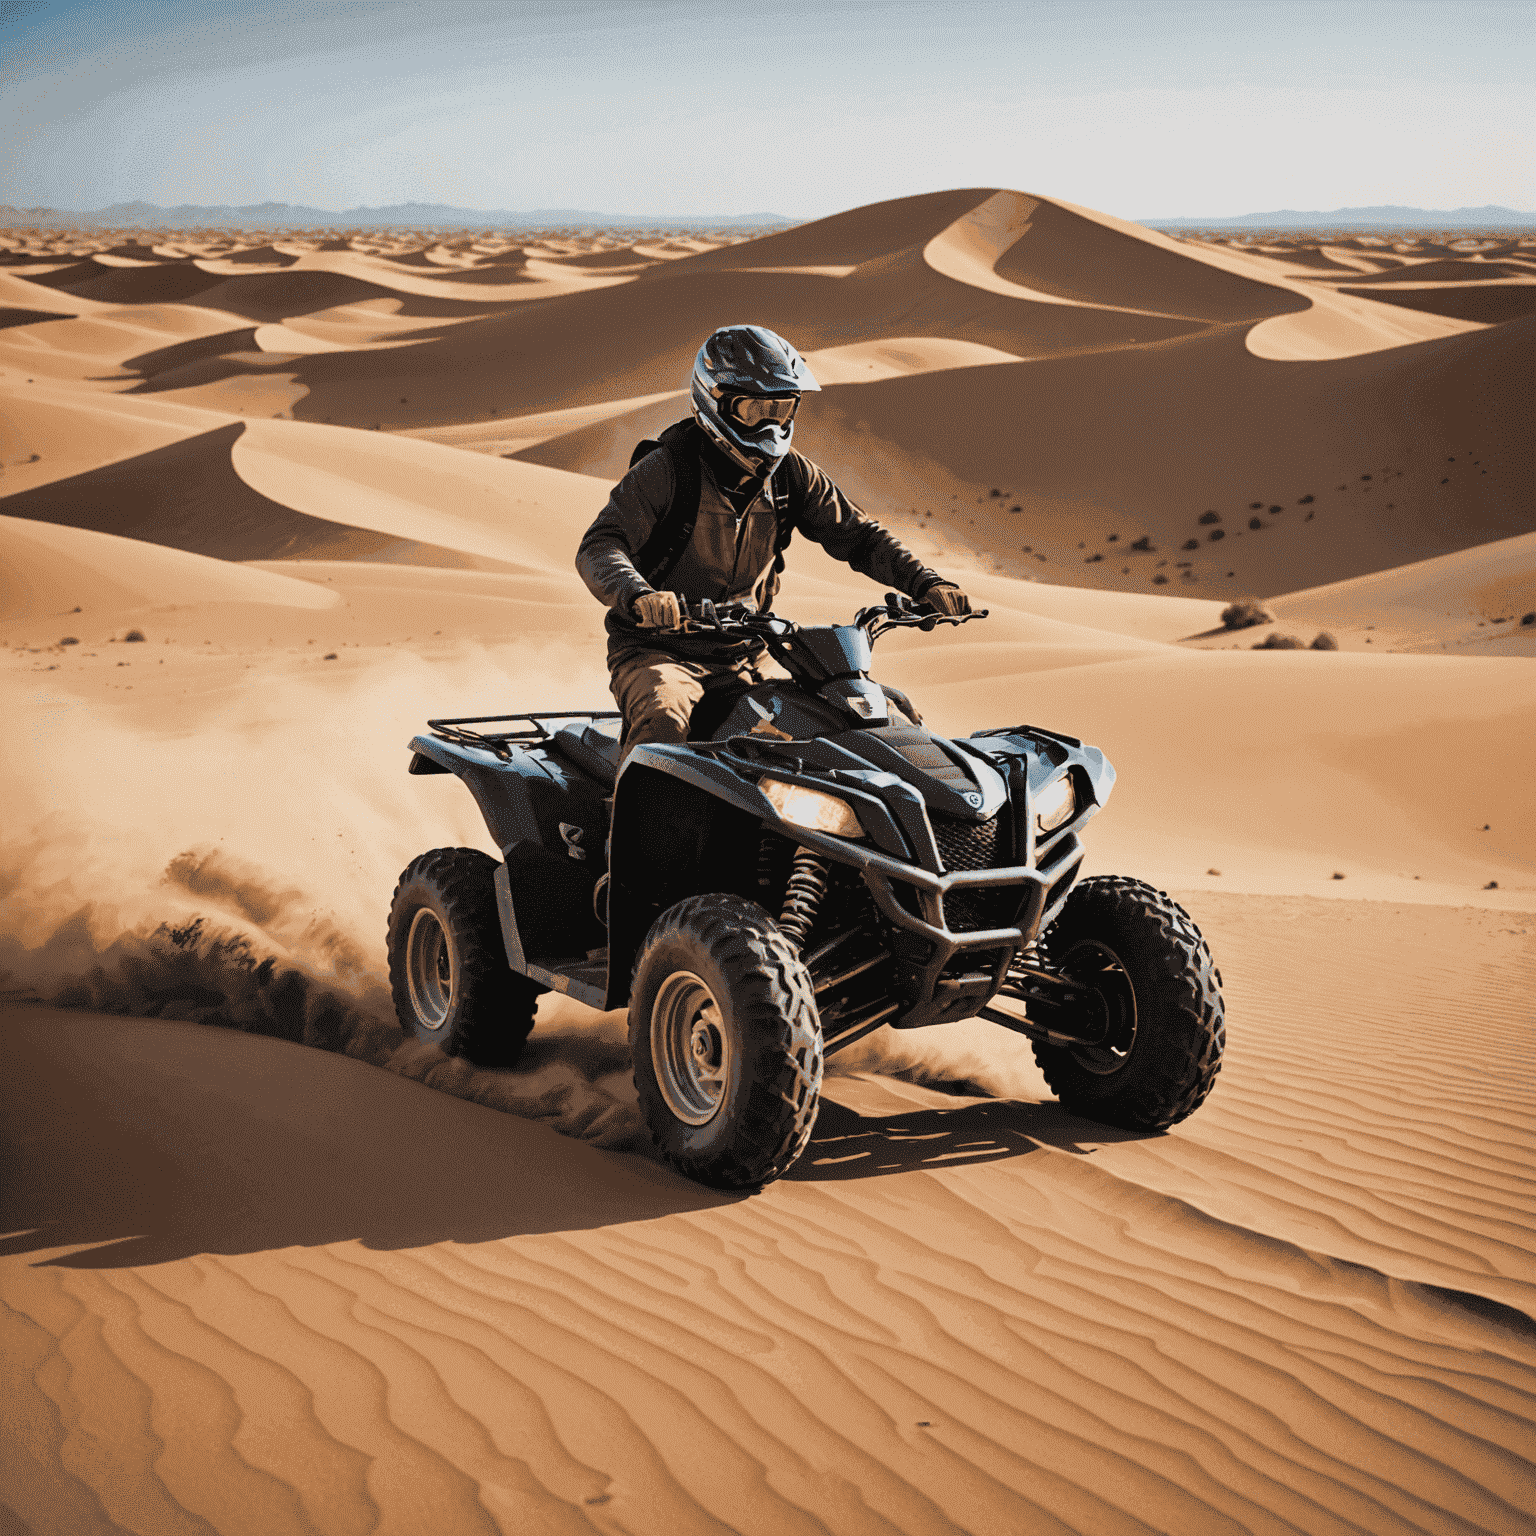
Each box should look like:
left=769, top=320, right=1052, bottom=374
left=576, top=438, right=941, bottom=663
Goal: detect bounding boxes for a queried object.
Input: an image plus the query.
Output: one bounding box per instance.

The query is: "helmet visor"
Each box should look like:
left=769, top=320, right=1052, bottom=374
left=727, top=393, right=799, bottom=428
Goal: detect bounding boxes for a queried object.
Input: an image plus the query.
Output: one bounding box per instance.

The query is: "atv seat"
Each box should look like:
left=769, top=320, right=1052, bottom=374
left=554, top=722, right=623, bottom=788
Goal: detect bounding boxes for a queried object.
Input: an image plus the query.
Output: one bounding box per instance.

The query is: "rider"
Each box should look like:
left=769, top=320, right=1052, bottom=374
left=576, top=324, right=971, bottom=754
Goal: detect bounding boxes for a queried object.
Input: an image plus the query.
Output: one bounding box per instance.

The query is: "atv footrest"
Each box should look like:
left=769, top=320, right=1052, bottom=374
left=526, top=957, right=607, bottom=1010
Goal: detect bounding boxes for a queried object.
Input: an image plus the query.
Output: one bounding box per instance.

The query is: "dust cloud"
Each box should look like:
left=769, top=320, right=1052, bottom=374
left=0, top=642, right=651, bottom=1149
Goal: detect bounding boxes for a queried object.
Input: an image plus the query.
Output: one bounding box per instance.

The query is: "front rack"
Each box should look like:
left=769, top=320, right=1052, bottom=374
left=426, top=710, right=621, bottom=760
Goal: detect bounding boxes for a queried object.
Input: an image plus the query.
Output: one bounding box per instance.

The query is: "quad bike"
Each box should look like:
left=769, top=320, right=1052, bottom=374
left=389, top=595, right=1225, bottom=1187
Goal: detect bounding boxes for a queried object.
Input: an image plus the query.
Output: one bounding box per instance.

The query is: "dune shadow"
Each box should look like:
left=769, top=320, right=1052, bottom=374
left=1, top=1005, right=735, bottom=1269
left=1337, top=284, right=1536, bottom=325
left=123, top=326, right=259, bottom=379
left=789, top=1092, right=1153, bottom=1181
left=0, top=420, right=499, bottom=569
left=0, top=306, right=77, bottom=329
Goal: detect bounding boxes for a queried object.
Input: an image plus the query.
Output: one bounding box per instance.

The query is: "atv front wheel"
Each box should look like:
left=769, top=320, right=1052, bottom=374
left=387, top=847, right=542, bottom=1067
left=631, top=894, right=823, bottom=1188
left=1033, top=877, right=1223, bottom=1129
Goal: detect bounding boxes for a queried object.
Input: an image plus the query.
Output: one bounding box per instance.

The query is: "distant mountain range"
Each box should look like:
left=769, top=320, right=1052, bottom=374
left=1140, top=204, right=1536, bottom=229
left=0, top=200, right=797, bottom=231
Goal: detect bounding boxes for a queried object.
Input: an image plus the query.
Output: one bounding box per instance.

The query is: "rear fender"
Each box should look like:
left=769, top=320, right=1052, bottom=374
left=406, top=733, right=608, bottom=961
left=605, top=750, right=768, bottom=1010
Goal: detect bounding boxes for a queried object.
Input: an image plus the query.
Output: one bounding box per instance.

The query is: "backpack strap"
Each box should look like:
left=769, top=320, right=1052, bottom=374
left=631, top=419, right=702, bottom=588
left=629, top=424, right=806, bottom=590
left=769, top=453, right=807, bottom=572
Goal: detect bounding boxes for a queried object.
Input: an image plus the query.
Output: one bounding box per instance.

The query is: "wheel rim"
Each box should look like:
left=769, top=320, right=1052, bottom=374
left=406, top=907, right=454, bottom=1030
left=651, top=970, right=731, bottom=1126
left=1059, top=938, right=1137, bottom=1075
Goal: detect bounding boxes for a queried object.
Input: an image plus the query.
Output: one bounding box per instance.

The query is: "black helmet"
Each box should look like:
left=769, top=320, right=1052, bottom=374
left=690, top=325, right=821, bottom=475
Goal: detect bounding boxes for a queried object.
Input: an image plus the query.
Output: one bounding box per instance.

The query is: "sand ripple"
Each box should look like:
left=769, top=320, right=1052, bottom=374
left=5, top=897, right=1533, bottom=1534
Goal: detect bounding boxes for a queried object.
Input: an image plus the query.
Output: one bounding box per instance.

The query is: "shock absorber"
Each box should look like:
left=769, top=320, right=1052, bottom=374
left=778, top=848, right=829, bottom=952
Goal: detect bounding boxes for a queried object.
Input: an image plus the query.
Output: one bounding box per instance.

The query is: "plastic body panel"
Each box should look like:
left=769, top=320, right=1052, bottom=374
left=408, top=732, right=609, bottom=962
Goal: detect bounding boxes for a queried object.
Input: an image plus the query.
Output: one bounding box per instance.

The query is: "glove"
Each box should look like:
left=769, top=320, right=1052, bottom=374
left=921, top=583, right=972, bottom=617
left=631, top=590, right=683, bottom=630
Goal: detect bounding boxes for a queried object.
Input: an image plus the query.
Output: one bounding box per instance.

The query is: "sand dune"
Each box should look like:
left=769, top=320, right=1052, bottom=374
left=1267, top=531, right=1536, bottom=654
left=6, top=194, right=1522, bottom=609
left=942, top=192, right=1299, bottom=323
left=0, top=418, right=527, bottom=569
left=0, top=512, right=339, bottom=621
left=2, top=190, right=1533, bottom=1535
left=653, top=188, right=998, bottom=271
left=1160, top=231, right=1518, bottom=357
left=5, top=892, right=1533, bottom=1535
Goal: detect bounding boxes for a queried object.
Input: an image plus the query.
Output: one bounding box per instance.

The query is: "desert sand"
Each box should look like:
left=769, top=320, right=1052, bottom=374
left=2, top=192, right=1533, bottom=1534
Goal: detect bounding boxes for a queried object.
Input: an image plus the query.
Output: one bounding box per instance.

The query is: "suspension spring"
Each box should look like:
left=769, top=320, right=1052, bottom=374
left=778, top=848, right=830, bottom=952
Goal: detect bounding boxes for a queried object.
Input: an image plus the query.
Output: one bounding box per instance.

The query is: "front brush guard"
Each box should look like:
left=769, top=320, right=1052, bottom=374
left=780, top=822, right=1089, bottom=1030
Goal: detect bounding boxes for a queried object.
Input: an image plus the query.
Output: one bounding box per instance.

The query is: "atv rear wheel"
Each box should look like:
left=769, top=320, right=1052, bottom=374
left=387, top=848, right=541, bottom=1067
left=1032, top=877, right=1223, bottom=1129
left=631, top=894, right=822, bottom=1188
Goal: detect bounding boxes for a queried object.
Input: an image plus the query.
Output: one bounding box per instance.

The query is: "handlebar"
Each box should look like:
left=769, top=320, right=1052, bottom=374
left=667, top=592, right=987, bottom=639
left=856, top=590, right=989, bottom=639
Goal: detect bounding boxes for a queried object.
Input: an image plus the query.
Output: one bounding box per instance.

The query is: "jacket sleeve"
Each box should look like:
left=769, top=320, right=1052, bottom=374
left=787, top=454, right=943, bottom=597
left=575, top=450, right=675, bottom=616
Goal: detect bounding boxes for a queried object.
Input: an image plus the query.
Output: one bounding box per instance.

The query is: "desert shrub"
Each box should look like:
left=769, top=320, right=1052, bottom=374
left=1153, top=574, right=1168, bottom=584
left=123, top=628, right=146, bottom=642
left=1252, top=632, right=1305, bottom=649
left=1248, top=516, right=1265, bottom=530
left=1220, top=600, right=1275, bottom=630
left=59, top=636, right=78, bottom=645
left=1310, top=631, right=1339, bottom=650
left=1198, top=510, right=1221, bottom=525
left=1208, top=528, right=1225, bottom=541
left=1522, top=612, right=1535, bottom=626
left=1130, top=535, right=1154, bottom=551
left=1182, top=538, right=1199, bottom=550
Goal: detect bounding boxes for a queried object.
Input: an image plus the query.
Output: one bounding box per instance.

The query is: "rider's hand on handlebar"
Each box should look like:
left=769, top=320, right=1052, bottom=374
left=632, top=591, right=683, bottom=630
left=921, top=583, right=972, bottom=618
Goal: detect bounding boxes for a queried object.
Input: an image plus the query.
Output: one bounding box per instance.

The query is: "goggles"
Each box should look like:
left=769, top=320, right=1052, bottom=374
left=727, top=393, right=799, bottom=428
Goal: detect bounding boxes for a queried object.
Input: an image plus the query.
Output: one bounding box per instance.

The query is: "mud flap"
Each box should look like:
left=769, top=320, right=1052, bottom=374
left=493, top=862, right=527, bottom=972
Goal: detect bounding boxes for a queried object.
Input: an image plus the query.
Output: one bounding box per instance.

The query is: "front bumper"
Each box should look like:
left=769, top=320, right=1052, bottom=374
left=779, top=822, right=1086, bottom=1028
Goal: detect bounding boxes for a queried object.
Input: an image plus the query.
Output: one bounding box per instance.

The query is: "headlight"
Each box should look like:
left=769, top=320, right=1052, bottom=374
left=759, top=778, right=863, bottom=838
left=1034, top=774, right=1075, bottom=833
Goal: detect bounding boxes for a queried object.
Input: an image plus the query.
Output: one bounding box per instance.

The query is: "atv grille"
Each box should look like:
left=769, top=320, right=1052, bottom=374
left=931, top=810, right=1021, bottom=932
left=933, top=811, right=1004, bottom=872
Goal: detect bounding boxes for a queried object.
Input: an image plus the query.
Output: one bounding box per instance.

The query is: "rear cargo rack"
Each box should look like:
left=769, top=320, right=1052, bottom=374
left=426, top=710, right=622, bottom=761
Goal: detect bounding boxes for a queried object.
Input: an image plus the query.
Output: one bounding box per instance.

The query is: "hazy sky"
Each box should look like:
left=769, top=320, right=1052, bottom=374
left=3, top=0, right=1532, bottom=218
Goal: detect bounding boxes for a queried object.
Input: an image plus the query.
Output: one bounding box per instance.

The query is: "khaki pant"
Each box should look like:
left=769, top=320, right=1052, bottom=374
left=610, top=646, right=788, bottom=758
